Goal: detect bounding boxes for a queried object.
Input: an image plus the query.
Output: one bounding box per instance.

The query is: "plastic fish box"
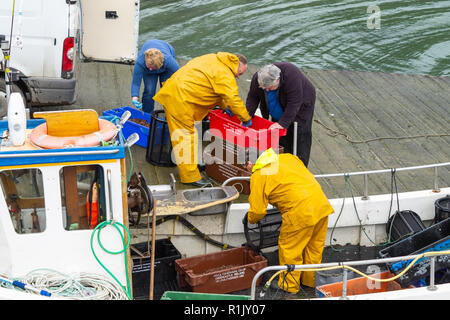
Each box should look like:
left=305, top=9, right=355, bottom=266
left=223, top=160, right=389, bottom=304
left=208, top=109, right=287, bottom=151
left=316, top=271, right=411, bottom=298
left=378, top=217, right=450, bottom=287
left=131, top=238, right=182, bottom=300
left=174, top=246, right=267, bottom=294
left=102, top=106, right=151, bottom=148
left=203, top=148, right=251, bottom=194
left=208, top=136, right=284, bottom=166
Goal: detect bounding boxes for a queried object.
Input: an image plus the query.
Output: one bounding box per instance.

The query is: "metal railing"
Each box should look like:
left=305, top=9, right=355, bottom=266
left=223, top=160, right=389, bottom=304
left=222, top=162, right=450, bottom=198
left=250, top=250, right=450, bottom=300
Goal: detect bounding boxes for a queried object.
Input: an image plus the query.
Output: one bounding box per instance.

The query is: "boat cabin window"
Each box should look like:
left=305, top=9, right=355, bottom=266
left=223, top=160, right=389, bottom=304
left=0, top=169, right=46, bottom=234
left=59, top=165, right=106, bottom=231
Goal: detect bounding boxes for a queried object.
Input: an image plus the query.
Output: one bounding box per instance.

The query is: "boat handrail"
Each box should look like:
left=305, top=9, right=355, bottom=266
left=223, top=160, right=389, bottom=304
left=250, top=250, right=450, bottom=300
left=221, top=161, right=450, bottom=197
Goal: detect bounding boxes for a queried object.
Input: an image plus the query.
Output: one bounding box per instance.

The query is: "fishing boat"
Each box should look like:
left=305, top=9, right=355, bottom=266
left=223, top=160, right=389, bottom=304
left=0, top=98, right=448, bottom=300
left=0, top=105, right=238, bottom=300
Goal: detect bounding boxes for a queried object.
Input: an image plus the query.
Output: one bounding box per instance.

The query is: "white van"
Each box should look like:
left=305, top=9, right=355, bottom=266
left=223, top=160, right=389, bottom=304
left=0, top=0, right=139, bottom=116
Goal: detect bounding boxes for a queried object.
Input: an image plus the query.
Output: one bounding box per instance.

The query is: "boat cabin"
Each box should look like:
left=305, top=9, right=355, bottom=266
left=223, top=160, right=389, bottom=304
left=0, top=110, right=130, bottom=285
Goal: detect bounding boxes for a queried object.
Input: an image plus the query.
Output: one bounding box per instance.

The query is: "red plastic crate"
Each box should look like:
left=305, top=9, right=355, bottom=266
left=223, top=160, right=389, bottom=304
left=208, top=110, right=287, bottom=151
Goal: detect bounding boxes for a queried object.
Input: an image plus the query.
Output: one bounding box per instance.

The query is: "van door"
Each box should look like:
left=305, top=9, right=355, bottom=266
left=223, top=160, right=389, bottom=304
left=78, top=0, right=139, bottom=64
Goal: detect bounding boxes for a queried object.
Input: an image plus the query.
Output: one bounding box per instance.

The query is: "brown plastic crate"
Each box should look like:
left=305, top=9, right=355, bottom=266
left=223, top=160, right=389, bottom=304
left=175, top=246, right=268, bottom=294
left=204, top=150, right=252, bottom=194
left=208, top=136, right=284, bottom=165
left=204, top=139, right=284, bottom=194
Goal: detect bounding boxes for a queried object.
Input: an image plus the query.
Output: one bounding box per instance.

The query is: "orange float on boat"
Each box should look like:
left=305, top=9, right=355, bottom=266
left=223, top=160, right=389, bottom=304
left=30, top=119, right=118, bottom=149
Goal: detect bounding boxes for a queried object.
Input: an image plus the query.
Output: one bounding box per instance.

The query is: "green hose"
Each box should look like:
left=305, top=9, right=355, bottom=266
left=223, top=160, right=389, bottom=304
left=90, top=220, right=132, bottom=300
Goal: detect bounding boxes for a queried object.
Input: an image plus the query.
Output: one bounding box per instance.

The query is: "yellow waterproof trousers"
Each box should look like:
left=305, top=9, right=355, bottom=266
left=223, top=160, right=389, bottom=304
left=277, top=216, right=329, bottom=292
left=165, top=110, right=202, bottom=183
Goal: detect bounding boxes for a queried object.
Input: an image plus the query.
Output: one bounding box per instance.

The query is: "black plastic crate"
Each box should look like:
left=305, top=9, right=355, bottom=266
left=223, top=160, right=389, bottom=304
left=386, top=210, right=426, bottom=242
left=435, top=195, right=450, bottom=223
left=131, top=238, right=181, bottom=300
left=379, top=217, right=450, bottom=287
left=243, top=208, right=282, bottom=252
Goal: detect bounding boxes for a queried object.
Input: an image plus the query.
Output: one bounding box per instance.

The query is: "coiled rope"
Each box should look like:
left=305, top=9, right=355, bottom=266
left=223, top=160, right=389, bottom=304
left=1, top=269, right=129, bottom=300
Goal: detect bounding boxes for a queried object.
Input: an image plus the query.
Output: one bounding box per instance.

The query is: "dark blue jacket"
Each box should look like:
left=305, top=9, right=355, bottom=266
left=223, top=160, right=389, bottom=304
left=246, top=62, right=316, bottom=129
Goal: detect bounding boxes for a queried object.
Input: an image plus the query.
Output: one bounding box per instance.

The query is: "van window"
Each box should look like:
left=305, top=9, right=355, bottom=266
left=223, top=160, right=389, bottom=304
left=60, top=165, right=106, bottom=230
left=0, top=169, right=45, bottom=234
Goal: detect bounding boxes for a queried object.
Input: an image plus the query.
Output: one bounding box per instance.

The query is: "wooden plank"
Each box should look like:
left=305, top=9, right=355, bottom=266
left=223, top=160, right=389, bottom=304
left=33, top=109, right=99, bottom=136
left=347, top=71, right=450, bottom=186
left=310, top=69, right=394, bottom=195
left=338, top=70, right=431, bottom=192
left=155, top=190, right=239, bottom=216
left=378, top=72, right=449, bottom=128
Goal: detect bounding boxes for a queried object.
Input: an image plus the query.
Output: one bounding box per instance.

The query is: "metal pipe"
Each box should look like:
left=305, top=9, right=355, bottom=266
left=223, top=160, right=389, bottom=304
left=0, top=149, right=120, bottom=158
left=293, top=122, right=298, bottom=156
left=341, top=269, right=348, bottom=300
left=106, top=169, right=113, bottom=221
left=314, top=162, right=450, bottom=179
left=433, top=167, right=440, bottom=192
left=222, top=176, right=250, bottom=187
left=362, top=174, right=369, bottom=200
left=149, top=199, right=157, bottom=300
left=428, top=256, right=437, bottom=291
left=222, top=162, right=450, bottom=187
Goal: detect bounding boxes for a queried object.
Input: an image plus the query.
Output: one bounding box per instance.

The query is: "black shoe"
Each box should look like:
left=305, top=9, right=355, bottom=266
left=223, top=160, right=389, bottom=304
left=183, top=178, right=213, bottom=187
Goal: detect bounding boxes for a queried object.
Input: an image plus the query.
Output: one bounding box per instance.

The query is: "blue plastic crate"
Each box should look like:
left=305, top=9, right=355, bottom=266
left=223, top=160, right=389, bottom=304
left=103, top=106, right=151, bottom=148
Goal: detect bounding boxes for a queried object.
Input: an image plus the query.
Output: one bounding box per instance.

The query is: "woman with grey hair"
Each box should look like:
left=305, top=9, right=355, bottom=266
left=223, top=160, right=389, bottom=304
left=246, top=62, right=316, bottom=167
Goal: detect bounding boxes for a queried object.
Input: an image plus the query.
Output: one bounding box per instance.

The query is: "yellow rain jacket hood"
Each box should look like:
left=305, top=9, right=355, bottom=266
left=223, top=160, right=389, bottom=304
left=151, top=52, right=251, bottom=184
left=248, top=153, right=333, bottom=230
left=252, top=148, right=279, bottom=173
left=153, top=52, right=251, bottom=123
left=248, top=153, right=334, bottom=291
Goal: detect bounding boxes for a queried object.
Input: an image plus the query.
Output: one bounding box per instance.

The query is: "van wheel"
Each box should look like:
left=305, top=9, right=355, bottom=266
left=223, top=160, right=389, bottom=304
left=0, top=80, right=27, bottom=118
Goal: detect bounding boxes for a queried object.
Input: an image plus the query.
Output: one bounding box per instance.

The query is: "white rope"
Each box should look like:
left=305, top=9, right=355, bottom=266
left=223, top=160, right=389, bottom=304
left=8, top=269, right=129, bottom=300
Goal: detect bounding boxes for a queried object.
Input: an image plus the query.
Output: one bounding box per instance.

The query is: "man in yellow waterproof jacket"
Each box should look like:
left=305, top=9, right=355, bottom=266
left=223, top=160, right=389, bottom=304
left=245, top=148, right=334, bottom=295
left=153, top=52, right=252, bottom=186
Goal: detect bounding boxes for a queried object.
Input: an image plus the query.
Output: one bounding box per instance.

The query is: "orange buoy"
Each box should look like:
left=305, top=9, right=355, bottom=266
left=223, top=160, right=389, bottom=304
left=30, top=119, right=118, bottom=149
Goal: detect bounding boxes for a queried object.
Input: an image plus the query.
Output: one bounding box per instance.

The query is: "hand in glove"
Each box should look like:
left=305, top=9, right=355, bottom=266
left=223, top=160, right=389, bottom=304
left=132, top=99, right=143, bottom=109
left=241, top=119, right=252, bottom=128
left=223, top=109, right=234, bottom=118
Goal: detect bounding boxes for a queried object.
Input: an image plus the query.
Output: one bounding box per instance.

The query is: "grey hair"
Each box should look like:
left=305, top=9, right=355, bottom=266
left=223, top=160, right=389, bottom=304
left=257, top=64, right=281, bottom=88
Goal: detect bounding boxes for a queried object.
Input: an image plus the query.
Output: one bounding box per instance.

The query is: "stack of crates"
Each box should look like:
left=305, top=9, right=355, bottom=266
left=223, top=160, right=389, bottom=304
left=204, top=110, right=286, bottom=194
left=102, top=106, right=151, bottom=148
left=378, top=217, right=450, bottom=287
left=131, top=238, right=182, bottom=300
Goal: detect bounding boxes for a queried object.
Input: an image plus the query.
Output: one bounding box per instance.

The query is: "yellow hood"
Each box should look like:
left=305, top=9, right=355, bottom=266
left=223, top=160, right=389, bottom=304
left=216, top=52, right=239, bottom=74
left=153, top=52, right=250, bottom=123
left=252, top=148, right=279, bottom=173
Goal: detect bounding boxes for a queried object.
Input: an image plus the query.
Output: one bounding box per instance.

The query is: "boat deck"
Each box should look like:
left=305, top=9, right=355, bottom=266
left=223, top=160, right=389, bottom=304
left=48, top=60, right=450, bottom=200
